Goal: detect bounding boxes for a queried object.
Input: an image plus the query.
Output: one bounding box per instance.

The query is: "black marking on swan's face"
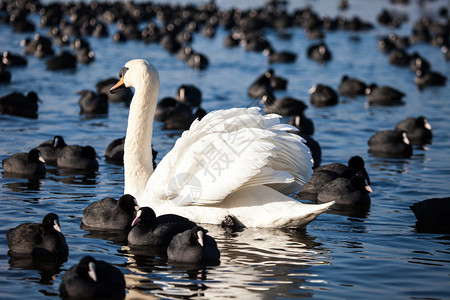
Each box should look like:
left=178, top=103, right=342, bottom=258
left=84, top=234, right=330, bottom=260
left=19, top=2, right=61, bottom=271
left=119, top=67, right=128, bottom=79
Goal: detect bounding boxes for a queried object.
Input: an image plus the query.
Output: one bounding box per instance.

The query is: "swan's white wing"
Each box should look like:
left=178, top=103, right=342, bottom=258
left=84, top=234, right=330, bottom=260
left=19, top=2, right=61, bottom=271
left=145, top=107, right=313, bottom=206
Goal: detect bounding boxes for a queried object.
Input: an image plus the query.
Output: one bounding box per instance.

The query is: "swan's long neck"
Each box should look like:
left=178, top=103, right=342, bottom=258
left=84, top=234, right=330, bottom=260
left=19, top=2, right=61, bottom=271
left=124, top=67, right=159, bottom=200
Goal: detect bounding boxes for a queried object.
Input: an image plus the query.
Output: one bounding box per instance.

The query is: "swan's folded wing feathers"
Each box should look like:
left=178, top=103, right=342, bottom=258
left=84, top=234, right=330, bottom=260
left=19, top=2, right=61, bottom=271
left=149, top=127, right=276, bottom=205
left=145, top=108, right=313, bottom=206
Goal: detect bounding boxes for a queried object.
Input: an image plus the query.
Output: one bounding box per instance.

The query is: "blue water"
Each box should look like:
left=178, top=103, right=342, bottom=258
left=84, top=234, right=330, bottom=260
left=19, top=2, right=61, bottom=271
left=1, top=0, right=450, bottom=299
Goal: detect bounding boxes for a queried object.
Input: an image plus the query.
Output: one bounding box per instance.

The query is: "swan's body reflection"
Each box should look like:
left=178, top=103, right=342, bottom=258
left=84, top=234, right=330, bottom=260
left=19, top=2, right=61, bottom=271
left=118, top=226, right=331, bottom=299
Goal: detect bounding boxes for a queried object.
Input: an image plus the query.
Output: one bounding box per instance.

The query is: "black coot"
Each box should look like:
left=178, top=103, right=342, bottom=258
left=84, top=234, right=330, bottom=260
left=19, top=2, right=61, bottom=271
left=167, top=226, right=220, bottom=265
left=127, top=207, right=197, bottom=247
left=59, top=256, right=125, bottom=299
left=6, top=213, right=68, bottom=257
left=82, top=194, right=137, bottom=230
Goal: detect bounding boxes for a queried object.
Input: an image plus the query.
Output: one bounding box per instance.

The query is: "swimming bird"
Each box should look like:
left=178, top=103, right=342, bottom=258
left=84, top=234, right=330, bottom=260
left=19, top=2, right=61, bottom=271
left=368, top=130, right=413, bottom=158
left=57, top=145, right=99, bottom=170
left=155, top=97, right=191, bottom=122
left=167, top=226, right=220, bottom=265
left=414, top=69, right=447, bottom=88
left=287, top=114, right=315, bottom=136
left=186, top=52, right=209, bottom=70
left=59, top=256, right=125, bottom=299
left=164, top=107, right=207, bottom=130
left=338, top=75, right=367, bottom=97
left=261, top=96, right=308, bottom=116
left=76, top=47, right=95, bottom=64
left=395, top=116, right=432, bottom=145
left=410, top=197, right=450, bottom=228
left=0, top=62, right=11, bottom=83
left=35, top=135, right=67, bottom=164
left=2, top=51, right=27, bottom=67
left=365, top=84, right=405, bottom=106
left=315, top=156, right=370, bottom=184
left=0, top=91, right=39, bottom=119
left=82, top=194, right=138, bottom=230
left=46, top=50, right=77, bottom=70
left=263, top=47, right=297, bottom=64
left=109, top=59, right=333, bottom=228
left=388, top=48, right=410, bottom=66
left=247, top=69, right=276, bottom=99
left=309, top=84, right=339, bottom=106
left=21, top=34, right=54, bottom=58
left=307, top=42, right=332, bottom=63
left=174, top=84, right=202, bottom=108
left=105, top=137, right=158, bottom=168
left=77, top=90, right=108, bottom=114
left=105, top=137, right=125, bottom=164
left=6, top=213, right=68, bottom=256
left=300, top=169, right=340, bottom=195
left=127, top=207, right=197, bottom=246
left=2, top=149, right=46, bottom=178
left=442, top=45, right=450, bottom=61
left=408, top=52, right=430, bottom=73
left=317, top=174, right=372, bottom=208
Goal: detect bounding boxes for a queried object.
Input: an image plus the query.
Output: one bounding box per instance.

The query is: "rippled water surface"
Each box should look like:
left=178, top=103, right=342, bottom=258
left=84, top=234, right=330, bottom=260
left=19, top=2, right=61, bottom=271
left=1, top=0, right=450, bottom=299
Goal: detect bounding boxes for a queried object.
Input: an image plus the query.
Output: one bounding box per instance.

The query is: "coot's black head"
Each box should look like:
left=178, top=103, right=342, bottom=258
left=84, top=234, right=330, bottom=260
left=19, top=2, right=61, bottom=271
left=398, top=130, right=411, bottom=145
left=158, top=97, right=178, bottom=108
left=265, top=68, right=274, bottom=78
left=42, top=213, right=61, bottom=233
left=131, top=207, right=157, bottom=227
left=190, top=226, right=207, bottom=247
left=348, top=156, right=365, bottom=171
left=81, top=146, right=97, bottom=159
left=350, top=175, right=372, bottom=193
left=417, top=116, right=432, bottom=130
left=259, top=92, right=276, bottom=106
left=117, top=194, right=137, bottom=214
left=28, top=149, right=45, bottom=163
left=53, top=135, right=67, bottom=148
left=76, top=256, right=98, bottom=282
left=26, top=91, right=39, bottom=103
left=365, top=83, right=378, bottom=94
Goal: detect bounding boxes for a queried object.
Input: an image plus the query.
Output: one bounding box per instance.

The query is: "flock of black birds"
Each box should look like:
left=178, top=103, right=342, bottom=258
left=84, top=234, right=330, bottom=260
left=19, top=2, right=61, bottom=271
left=1, top=0, right=450, bottom=297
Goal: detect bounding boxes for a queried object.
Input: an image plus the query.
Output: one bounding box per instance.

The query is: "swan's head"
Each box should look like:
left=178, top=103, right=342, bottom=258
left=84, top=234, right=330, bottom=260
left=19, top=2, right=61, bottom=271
left=110, top=59, right=159, bottom=94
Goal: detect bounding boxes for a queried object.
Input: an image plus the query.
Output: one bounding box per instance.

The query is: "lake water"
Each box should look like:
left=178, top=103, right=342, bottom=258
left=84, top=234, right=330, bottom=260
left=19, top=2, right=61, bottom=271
left=1, top=0, right=449, bottom=299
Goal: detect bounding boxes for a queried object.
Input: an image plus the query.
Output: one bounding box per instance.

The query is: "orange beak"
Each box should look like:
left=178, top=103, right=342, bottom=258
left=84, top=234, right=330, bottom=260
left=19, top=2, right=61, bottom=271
left=110, top=75, right=125, bottom=94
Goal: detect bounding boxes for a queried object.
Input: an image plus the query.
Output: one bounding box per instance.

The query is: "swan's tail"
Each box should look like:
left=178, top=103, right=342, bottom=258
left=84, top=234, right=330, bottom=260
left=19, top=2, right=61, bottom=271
left=226, top=185, right=334, bottom=228
left=281, top=200, right=335, bottom=228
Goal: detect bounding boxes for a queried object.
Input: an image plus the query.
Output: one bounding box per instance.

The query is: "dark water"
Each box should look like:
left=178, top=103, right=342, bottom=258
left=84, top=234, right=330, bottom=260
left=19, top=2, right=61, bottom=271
left=1, top=0, right=450, bottom=299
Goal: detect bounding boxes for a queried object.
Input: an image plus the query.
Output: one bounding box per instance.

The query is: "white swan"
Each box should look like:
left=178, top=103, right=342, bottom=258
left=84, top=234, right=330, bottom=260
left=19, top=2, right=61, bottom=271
left=110, top=59, right=334, bottom=228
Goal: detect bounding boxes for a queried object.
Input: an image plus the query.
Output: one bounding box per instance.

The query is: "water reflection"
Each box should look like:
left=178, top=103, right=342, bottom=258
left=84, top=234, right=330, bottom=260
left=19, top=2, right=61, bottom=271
left=326, top=206, right=370, bottom=219
left=47, top=168, right=98, bottom=185
left=81, top=227, right=128, bottom=245
left=2, top=171, right=45, bottom=180
left=296, top=195, right=371, bottom=219
left=3, top=178, right=42, bottom=192
left=7, top=255, right=65, bottom=285
left=369, top=157, right=411, bottom=174
left=412, top=222, right=450, bottom=234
